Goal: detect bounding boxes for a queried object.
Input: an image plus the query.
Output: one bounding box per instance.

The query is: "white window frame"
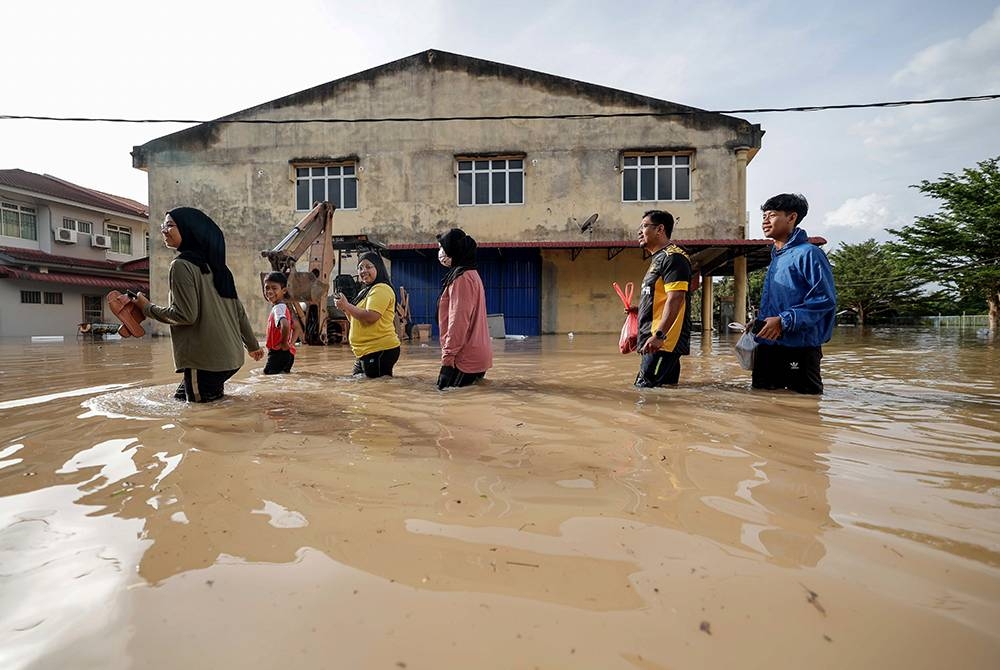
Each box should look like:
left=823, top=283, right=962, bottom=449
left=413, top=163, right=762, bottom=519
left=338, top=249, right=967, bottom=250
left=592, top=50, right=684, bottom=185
left=62, top=217, right=93, bottom=234
left=294, top=163, right=359, bottom=211
left=621, top=152, right=692, bottom=203
left=2, top=201, right=38, bottom=240
left=106, top=223, right=132, bottom=254
left=456, top=157, right=525, bottom=206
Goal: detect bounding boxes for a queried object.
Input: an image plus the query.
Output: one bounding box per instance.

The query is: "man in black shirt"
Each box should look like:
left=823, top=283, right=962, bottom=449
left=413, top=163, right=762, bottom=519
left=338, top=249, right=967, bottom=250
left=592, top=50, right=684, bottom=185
left=635, top=210, right=692, bottom=387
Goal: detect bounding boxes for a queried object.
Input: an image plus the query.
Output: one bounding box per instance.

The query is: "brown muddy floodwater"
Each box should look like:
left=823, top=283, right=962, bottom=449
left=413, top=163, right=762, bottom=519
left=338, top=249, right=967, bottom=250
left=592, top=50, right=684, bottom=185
left=0, top=328, right=998, bottom=669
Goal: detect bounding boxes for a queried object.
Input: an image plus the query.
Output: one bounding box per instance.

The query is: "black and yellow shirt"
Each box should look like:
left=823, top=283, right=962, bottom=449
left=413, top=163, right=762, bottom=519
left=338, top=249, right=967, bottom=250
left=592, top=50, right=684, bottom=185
left=637, top=244, right=692, bottom=355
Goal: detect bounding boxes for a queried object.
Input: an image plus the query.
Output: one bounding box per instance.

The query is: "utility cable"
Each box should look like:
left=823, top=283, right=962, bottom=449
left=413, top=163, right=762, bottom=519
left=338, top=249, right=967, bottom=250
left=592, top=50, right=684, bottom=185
left=0, top=94, right=997, bottom=125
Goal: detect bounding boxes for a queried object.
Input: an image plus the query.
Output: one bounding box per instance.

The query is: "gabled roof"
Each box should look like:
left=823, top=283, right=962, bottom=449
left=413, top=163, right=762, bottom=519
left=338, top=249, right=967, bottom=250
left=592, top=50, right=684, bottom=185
left=134, top=49, right=763, bottom=162
left=0, top=169, right=148, bottom=218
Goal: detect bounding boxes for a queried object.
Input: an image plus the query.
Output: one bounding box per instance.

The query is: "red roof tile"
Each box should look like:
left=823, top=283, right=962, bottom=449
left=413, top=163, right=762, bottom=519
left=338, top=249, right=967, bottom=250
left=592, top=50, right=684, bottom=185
left=0, top=266, right=149, bottom=291
left=119, top=257, right=149, bottom=271
left=0, top=169, right=148, bottom=218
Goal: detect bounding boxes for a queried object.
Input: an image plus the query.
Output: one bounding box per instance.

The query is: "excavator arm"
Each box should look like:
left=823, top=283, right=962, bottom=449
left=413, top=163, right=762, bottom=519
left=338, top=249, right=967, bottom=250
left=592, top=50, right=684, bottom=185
left=260, top=201, right=337, bottom=345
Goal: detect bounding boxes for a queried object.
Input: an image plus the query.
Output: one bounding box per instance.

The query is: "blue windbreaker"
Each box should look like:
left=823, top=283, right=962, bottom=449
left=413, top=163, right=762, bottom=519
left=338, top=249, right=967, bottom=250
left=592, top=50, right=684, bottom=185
left=755, top=227, right=837, bottom=348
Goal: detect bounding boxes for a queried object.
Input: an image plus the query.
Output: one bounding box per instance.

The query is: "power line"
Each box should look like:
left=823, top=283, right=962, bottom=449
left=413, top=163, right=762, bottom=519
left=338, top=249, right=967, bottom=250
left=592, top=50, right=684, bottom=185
left=1, top=94, right=997, bottom=125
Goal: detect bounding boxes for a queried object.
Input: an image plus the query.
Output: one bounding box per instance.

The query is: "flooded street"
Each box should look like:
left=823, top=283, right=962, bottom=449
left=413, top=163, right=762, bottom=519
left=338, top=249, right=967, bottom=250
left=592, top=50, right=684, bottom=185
left=1, top=329, right=998, bottom=669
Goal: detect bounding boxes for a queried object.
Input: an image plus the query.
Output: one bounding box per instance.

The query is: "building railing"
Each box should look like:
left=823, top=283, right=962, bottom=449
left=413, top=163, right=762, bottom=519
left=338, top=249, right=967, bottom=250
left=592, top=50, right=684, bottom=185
left=919, top=314, right=990, bottom=328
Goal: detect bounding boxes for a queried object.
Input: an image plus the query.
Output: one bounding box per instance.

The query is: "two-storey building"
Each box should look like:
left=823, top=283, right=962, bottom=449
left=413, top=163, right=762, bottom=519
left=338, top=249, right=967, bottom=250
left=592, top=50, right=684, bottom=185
left=0, top=169, right=149, bottom=338
left=134, top=50, right=766, bottom=336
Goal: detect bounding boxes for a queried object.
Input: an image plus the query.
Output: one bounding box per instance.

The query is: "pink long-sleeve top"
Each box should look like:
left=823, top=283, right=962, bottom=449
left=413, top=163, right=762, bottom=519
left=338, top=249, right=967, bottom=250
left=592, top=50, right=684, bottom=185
left=437, top=270, right=493, bottom=373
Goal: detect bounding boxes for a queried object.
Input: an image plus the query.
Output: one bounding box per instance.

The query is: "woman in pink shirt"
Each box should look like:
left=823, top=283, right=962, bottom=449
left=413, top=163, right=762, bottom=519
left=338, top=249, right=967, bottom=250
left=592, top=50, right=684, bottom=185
left=436, top=228, right=493, bottom=389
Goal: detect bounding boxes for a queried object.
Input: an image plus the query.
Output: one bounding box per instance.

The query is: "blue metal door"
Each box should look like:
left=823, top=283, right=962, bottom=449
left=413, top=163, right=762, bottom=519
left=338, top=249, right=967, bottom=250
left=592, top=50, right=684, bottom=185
left=390, top=248, right=540, bottom=336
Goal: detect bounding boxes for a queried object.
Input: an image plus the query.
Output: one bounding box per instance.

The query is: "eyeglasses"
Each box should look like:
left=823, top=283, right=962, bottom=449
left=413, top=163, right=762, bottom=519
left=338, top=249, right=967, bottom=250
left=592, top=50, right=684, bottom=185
left=160, top=223, right=176, bottom=233
left=638, top=222, right=661, bottom=230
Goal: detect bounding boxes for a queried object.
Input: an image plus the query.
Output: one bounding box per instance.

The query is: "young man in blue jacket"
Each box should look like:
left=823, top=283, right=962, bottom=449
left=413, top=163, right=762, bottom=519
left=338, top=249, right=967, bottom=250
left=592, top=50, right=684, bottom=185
left=753, top=193, right=837, bottom=394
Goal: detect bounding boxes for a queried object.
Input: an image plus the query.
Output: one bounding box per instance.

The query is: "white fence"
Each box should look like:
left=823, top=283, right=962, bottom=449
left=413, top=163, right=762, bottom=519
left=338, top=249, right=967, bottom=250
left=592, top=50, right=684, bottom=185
left=919, top=314, right=990, bottom=328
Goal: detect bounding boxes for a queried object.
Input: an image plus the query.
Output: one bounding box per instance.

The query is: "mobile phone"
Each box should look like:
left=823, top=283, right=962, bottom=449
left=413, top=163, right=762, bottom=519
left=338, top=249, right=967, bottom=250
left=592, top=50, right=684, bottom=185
left=125, top=289, right=138, bottom=299
left=750, top=319, right=765, bottom=334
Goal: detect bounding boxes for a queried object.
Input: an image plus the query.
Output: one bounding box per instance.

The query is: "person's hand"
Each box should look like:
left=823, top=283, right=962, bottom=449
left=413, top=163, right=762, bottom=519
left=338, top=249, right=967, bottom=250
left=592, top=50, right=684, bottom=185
left=756, top=316, right=783, bottom=341
left=134, top=292, right=151, bottom=310
left=640, top=334, right=663, bottom=354
left=333, top=292, right=348, bottom=311
left=249, top=348, right=264, bottom=361
left=436, top=365, right=459, bottom=390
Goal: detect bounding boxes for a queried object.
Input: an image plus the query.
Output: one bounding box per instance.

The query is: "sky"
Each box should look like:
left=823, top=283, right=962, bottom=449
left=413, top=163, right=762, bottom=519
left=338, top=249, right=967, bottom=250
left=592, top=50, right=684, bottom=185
left=2, top=0, right=999, bottom=249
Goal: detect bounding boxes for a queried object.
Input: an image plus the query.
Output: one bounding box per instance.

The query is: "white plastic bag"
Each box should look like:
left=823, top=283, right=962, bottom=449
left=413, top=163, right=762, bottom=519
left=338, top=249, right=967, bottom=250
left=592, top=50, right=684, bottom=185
left=735, top=329, right=757, bottom=370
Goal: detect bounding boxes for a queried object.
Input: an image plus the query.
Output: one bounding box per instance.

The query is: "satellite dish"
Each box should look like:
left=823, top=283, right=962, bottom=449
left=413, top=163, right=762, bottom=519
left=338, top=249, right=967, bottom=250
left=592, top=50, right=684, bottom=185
left=579, top=212, right=599, bottom=233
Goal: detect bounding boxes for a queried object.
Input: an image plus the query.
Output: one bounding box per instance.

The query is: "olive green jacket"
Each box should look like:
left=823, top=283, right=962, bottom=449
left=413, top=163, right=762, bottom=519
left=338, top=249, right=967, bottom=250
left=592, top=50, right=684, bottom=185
left=143, top=258, right=260, bottom=372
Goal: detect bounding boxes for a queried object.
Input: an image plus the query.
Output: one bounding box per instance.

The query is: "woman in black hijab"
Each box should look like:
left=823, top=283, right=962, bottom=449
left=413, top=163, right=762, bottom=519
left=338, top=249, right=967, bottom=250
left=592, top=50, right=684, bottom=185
left=333, top=251, right=401, bottom=378
left=435, top=228, right=493, bottom=389
left=135, top=207, right=263, bottom=402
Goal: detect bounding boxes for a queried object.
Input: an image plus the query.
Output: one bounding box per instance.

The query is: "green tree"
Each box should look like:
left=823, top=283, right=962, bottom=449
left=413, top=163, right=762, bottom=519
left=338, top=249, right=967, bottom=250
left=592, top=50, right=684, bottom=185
left=889, top=156, right=1000, bottom=333
left=827, top=239, right=923, bottom=325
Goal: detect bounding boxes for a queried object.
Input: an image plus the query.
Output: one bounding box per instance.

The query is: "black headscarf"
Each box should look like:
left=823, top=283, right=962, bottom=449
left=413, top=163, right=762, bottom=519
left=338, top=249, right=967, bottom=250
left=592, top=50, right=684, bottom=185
left=353, top=251, right=393, bottom=305
left=437, top=228, right=478, bottom=290
left=168, top=207, right=239, bottom=299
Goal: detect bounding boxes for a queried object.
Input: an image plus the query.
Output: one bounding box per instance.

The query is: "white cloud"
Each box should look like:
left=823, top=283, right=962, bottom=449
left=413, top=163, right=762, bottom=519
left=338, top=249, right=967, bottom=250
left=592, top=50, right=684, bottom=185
left=850, top=8, right=1000, bottom=165
left=893, top=6, right=1000, bottom=95
left=823, top=193, right=891, bottom=229
left=821, top=193, right=910, bottom=238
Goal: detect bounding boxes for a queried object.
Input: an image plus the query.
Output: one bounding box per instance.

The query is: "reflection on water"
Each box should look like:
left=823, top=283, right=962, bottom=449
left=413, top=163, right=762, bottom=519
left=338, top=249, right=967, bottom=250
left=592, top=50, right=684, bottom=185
left=1, top=328, right=998, bottom=669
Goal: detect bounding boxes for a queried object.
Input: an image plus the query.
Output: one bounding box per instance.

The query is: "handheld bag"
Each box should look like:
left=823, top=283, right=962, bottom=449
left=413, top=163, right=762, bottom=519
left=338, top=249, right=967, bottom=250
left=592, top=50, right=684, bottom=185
left=734, top=328, right=757, bottom=370
left=612, top=281, right=638, bottom=354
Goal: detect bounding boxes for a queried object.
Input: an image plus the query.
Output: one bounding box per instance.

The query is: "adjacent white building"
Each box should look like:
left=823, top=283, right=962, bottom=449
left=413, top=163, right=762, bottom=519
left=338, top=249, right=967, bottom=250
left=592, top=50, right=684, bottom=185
left=0, top=169, right=149, bottom=338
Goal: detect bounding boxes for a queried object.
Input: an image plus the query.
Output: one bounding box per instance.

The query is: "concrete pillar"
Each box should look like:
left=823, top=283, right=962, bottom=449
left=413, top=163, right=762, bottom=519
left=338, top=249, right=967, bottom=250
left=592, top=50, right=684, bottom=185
left=735, top=147, right=749, bottom=238
left=733, top=146, right=750, bottom=326
left=701, top=275, right=713, bottom=334
left=733, top=256, right=747, bottom=325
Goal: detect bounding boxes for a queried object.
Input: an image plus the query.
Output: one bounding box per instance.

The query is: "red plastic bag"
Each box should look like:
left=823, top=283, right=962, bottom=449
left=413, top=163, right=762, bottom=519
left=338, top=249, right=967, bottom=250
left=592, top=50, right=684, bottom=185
left=613, top=282, right=638, bottom=354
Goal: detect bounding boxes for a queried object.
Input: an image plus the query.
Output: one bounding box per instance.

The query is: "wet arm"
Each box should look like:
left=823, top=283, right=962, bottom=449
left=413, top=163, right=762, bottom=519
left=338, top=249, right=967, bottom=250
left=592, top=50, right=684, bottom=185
left=657, top=291, right=685, bottom=337
left=340, top=299, right=382, bottom=325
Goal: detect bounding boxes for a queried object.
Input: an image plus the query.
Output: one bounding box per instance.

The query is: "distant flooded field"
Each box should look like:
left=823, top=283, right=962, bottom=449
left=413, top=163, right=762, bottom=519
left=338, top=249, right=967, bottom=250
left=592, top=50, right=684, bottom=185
left=1, top=328, right=998, bottom=669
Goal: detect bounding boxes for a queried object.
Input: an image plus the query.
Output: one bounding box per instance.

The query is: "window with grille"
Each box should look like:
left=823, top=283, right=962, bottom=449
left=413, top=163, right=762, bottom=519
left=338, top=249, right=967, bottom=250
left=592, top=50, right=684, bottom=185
left=295, top=164, right=358, bottom=211
left=43, top=292, right=63, bottom=305
left=456, top=158, right=524, bottom=206
left=2, top=202, right=38, bottom=240
left=106, top=224, right=132, bottom=254
left=83, top=295, right=103, bottom=323
left=621, top=153, right=692, bottom=202
left=63, top=217, right=93, bottom=234
left=20, top=290, right=41, bottom=304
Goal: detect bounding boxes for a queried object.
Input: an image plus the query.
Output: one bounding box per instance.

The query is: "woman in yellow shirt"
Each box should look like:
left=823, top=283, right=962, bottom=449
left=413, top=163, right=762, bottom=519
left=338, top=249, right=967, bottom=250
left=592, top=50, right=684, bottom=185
left=333, top=252, right=401, bottom=377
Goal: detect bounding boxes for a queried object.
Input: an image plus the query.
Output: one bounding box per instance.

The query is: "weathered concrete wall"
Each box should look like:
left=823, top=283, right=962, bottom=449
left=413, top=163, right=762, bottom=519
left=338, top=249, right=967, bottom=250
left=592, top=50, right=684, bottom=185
left=541, top=248, right=651, bottom=334
left=0, top=281, right=105, bottom=338
left=139, top=58, right=758, bottom=332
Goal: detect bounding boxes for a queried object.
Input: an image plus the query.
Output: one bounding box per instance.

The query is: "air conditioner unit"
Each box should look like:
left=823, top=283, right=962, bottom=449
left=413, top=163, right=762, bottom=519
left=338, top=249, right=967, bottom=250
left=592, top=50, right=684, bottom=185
left=91, top=234, right=111, bottom=249
left=54, top=228, right=78, bottom=244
